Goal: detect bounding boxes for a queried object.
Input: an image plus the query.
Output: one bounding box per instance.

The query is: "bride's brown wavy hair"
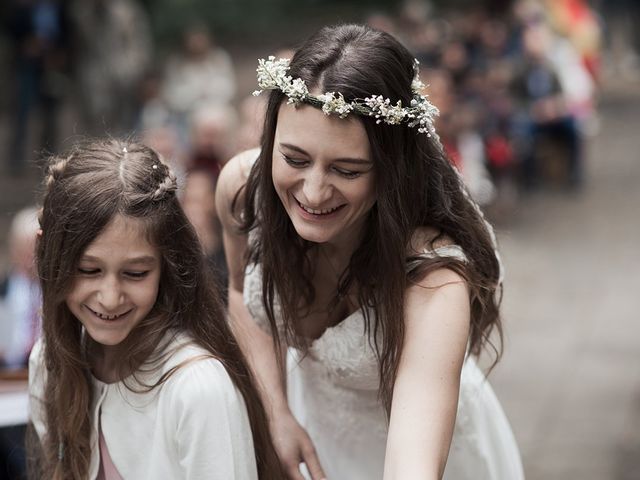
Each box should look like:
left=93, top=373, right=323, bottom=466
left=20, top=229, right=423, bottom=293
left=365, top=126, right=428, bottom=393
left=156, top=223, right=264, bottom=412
left=239, top=24, right=503, bottom=416
left=33, top=139, right=282, bottom=479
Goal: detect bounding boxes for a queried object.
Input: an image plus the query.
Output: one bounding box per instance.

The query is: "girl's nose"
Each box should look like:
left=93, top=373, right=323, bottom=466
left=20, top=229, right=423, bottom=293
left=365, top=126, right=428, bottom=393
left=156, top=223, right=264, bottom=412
left=97, top=276, right=124, bottom=311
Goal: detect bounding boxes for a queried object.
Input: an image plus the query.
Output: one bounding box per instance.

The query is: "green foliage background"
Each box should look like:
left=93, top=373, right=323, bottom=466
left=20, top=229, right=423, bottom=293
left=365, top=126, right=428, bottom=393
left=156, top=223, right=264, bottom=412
left=141, top=0, right=404, bottom=49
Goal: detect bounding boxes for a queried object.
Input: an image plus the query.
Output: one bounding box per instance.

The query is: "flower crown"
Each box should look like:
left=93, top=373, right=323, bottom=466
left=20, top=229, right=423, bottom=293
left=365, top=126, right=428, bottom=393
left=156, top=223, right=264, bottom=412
left=252, top=56, right=439, bottom=136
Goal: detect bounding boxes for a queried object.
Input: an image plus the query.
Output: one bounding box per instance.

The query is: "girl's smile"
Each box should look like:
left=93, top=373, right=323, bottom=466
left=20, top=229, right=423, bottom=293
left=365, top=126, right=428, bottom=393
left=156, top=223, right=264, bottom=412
left=84, top=304, right=134, bottom=321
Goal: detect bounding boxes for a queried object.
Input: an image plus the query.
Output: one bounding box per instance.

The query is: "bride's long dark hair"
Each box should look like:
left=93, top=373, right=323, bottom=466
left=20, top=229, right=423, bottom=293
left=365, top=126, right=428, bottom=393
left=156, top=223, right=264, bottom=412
left=239, top=24, right=503, bottom=416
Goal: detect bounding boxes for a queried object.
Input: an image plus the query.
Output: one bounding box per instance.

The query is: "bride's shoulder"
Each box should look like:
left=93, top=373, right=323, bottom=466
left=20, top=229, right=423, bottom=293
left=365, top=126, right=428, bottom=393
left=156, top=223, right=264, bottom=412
left=216, top=148, right=260, bottom=216
left=219, top=148, right=260, bottom=187
left=216, top=149, right=259, bottom=233
left=408, top=226, right=456, bottom=256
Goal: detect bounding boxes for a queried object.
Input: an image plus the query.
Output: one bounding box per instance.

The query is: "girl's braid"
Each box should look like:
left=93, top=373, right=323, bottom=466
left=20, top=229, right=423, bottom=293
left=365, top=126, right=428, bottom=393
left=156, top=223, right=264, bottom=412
left=151, top=162, right=178, bottom=201
left=44, top=154, right=72, bottom=192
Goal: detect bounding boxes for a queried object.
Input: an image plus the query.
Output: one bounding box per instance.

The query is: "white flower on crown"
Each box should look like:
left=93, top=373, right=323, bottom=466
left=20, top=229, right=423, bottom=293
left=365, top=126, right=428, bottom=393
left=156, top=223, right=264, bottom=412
left=411, top=77, right=426, bottom=93
left=283, top=78, right=309, bottom=104
left=363, top=96, right=407, bottom=125
left=317, top=92, right=354, bottom=118
left=253, top=56, right=439, bottom=135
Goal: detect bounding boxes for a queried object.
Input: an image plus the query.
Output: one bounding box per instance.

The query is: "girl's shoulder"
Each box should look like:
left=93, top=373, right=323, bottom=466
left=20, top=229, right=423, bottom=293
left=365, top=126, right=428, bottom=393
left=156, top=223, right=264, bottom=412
left=160, top=332, right=222, bottom=375
left=158, top=333, right=239, bottom=404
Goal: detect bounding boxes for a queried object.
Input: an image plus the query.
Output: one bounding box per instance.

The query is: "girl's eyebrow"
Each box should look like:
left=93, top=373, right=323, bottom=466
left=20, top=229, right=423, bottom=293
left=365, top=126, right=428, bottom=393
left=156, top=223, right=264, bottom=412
left=279, top=142, right=372, bottom=165
left=126, top=256, right=158, bottom=265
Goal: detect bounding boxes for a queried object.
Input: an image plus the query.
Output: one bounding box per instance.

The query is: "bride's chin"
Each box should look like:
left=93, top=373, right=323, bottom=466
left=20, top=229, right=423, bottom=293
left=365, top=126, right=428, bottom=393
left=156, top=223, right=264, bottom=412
left=291, top=222, right=331, bottom=244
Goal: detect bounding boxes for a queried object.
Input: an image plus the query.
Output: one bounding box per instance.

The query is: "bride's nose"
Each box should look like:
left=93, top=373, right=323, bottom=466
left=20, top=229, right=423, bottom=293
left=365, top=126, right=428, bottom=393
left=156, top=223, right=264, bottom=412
left=302, top=169, right=332, bottom=206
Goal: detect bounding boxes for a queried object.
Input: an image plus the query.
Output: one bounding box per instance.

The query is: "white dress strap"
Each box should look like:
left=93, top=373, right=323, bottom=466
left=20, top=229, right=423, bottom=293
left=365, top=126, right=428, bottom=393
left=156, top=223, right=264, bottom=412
left=422, top=244, right=468, bottom=262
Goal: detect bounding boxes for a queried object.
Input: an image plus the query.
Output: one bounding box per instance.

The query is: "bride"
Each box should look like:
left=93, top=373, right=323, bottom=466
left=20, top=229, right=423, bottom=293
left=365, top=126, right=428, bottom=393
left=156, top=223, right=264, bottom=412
left=216, top=23, right=524, bottom=480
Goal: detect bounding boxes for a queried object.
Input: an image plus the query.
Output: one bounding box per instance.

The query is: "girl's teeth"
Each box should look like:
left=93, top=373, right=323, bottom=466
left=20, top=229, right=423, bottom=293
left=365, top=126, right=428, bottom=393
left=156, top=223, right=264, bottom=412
left=89, top=306, right=126, bottom=320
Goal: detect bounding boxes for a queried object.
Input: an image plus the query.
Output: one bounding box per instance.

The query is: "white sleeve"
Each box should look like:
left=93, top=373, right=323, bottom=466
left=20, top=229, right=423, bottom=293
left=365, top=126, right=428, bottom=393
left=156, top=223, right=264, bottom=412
left=168, top=357, right=258, bottom=480
left=28, top=339, right=47, bottom=441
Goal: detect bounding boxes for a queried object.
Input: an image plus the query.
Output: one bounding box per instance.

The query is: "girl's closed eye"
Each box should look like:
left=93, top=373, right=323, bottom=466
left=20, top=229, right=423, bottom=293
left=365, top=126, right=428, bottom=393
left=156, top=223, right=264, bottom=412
left=78, top=267, right=99, bottom=275
left=125, top=271, right=150, bottom=279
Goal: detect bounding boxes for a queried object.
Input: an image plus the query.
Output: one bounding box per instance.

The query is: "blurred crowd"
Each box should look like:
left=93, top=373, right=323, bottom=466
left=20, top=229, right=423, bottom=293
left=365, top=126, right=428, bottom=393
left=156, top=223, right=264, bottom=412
left=1, top=0, right=606, bottom=372
left=384, top=0, right=602, bottom=210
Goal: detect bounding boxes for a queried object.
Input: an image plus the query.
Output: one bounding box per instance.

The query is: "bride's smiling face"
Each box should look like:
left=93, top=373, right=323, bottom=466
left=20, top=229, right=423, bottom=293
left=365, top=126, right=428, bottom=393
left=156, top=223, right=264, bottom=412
left=271, top=101, right=376, bottom=247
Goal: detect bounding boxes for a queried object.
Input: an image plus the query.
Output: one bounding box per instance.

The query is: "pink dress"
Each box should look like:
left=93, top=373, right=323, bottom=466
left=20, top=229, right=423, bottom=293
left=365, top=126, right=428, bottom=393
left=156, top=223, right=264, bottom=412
left=96, top=418, right=123, bottom=480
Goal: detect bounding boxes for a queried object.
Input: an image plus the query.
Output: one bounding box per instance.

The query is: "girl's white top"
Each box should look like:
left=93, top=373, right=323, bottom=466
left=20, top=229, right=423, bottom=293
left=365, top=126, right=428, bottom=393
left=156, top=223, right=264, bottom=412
left=28, top=332, right=258, bottom=480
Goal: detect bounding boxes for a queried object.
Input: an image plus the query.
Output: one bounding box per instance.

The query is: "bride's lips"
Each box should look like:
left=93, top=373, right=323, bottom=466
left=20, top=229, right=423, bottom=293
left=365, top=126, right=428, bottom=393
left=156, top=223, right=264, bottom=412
left=84, top=305, right=133, bottom=322
left=294, top=197, right=345, bottom=219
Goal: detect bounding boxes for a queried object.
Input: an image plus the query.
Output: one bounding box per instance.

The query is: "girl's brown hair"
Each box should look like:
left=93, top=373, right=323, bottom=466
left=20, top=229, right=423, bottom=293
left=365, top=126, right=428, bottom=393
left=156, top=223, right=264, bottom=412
left=35, top=139, right=282, bottom=479
left=239, top=24, right=503, bottom=416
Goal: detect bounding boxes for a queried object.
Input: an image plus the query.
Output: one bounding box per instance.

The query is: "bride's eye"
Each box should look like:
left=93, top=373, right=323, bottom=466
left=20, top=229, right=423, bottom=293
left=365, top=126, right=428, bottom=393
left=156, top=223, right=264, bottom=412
left=333, top=167, right=362, bottom=179
left=282, top=153, right=308, bottom=168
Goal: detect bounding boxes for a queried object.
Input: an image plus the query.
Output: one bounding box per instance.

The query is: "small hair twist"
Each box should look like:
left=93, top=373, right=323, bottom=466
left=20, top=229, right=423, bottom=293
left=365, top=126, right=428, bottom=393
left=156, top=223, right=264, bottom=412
left=45, top=154, right=72, bottom=191
left=152, top=169, right=178, bottom=201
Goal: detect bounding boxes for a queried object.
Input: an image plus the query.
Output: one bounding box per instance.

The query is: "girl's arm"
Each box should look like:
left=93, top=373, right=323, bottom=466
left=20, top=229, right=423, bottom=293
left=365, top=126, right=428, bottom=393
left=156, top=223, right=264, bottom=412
left=216, top=152, right=325, bottom=480
left=383, top=268, right=470, bottom=480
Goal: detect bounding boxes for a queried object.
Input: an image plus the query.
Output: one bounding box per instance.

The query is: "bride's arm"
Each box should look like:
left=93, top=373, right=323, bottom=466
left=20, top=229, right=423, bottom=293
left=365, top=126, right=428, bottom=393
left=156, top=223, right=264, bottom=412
left=216, top=151, right=288, bottom=419
left=383, top=268, right=470, bottom=480
left=216, top=152, right=326, bottom=480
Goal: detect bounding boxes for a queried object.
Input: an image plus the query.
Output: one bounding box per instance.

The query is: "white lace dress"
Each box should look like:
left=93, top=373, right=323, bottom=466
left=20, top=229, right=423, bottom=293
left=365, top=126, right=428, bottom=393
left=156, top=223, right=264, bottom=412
left=244, top=245, right=524, bottom=480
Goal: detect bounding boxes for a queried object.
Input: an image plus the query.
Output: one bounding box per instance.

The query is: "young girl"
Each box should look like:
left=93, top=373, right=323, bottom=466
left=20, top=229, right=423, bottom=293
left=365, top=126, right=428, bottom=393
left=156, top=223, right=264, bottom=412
left=217, top=24, right=524, bottom=479
left=28, top=139, right=282, bottom=479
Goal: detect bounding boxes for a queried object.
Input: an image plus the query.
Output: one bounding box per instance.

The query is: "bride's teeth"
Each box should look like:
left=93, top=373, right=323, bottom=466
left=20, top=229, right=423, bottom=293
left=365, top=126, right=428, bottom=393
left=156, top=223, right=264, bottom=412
left=301, top=204, right=339, bottom=215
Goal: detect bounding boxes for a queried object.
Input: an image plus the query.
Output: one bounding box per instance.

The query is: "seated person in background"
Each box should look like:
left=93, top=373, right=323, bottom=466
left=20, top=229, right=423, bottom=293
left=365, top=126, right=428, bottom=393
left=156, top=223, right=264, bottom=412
left=0, top=206, right=41, bottom=370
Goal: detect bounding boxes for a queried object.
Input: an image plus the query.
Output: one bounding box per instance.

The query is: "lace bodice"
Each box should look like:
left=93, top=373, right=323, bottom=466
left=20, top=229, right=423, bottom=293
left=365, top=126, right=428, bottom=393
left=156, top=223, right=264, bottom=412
left=243, top=244, right=467, bottom=389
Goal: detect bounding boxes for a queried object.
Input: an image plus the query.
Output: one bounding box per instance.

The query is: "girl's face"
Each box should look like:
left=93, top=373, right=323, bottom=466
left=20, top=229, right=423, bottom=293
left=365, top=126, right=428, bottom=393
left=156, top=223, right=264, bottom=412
left=272, top=102, right=376, bottom=248
left=65, top=214, right=161, bottom=351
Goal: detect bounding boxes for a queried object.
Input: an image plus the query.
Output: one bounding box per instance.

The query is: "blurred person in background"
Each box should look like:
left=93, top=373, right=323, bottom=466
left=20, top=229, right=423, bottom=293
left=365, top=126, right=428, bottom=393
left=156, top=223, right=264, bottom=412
left=0, top=207, right=41, bottom=370
left=187, top=104, right=238, bottom=179
left=236, top=49, right=294, bottom=152
left=544, top=0, right=602, bottom=83
left=236, top=94, right=267, bottom=151
left=181, top=104, right=240, bottom=299
left=596, top=0, right=640, bottom=80
left=70, top=0, right=152, bottom=135
left=6, top=0, right=71, bottom=176
left=511, top=12, right=583, bottom=189
left=162, top=25, right=236, bottom=142
left=181, top=169, right=228, bottom=299
left=0, top=208, right=40, bottom=480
